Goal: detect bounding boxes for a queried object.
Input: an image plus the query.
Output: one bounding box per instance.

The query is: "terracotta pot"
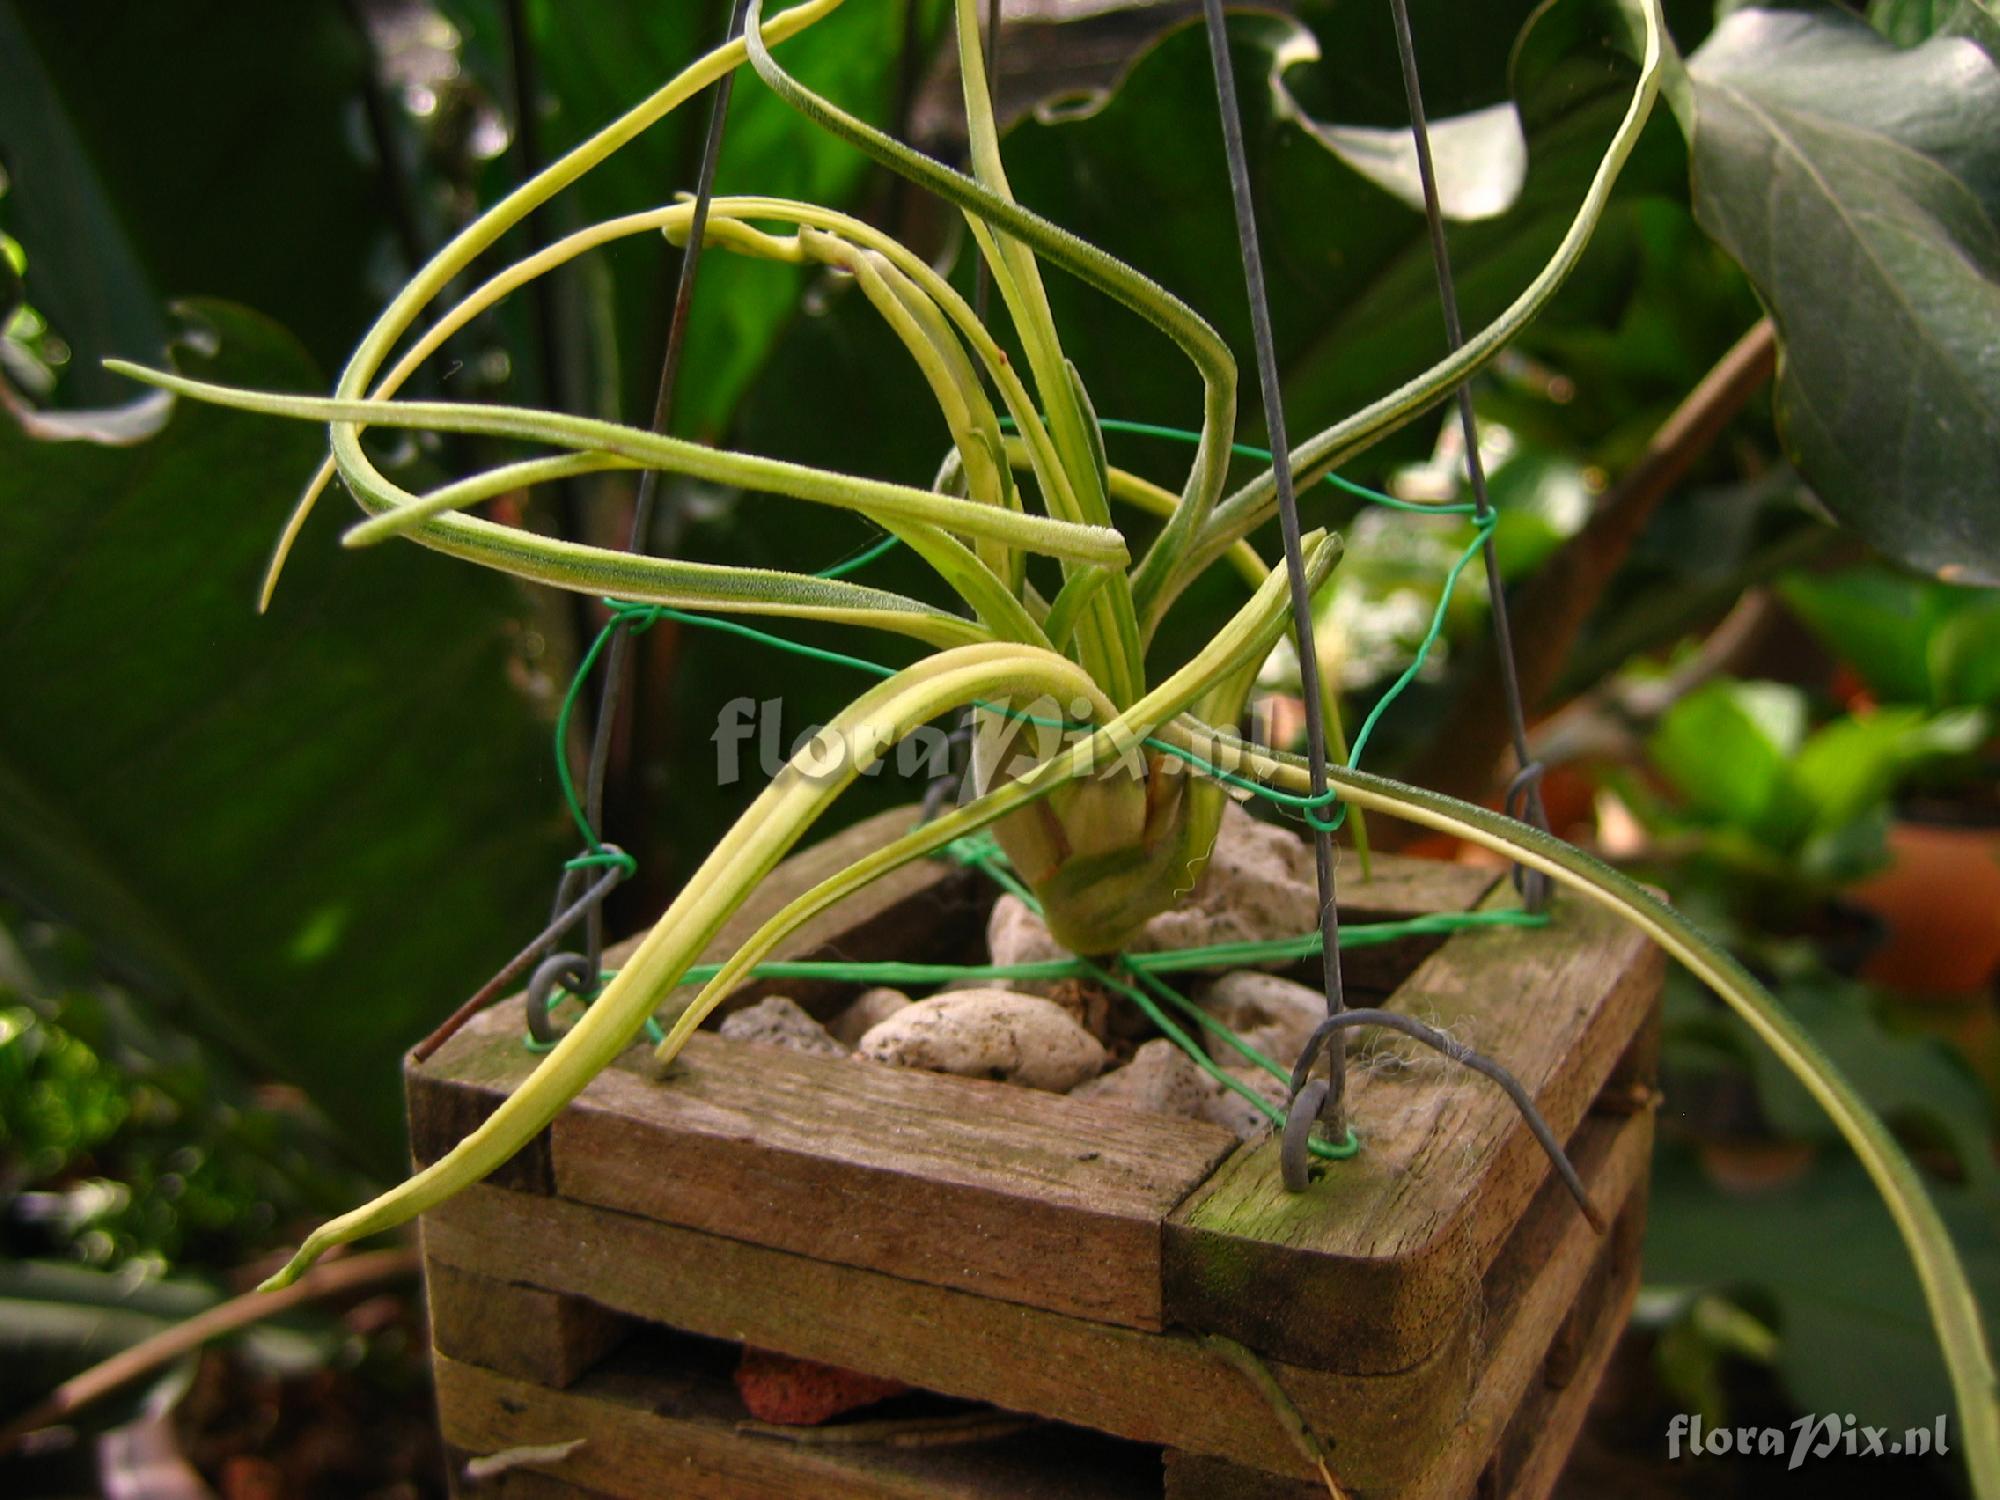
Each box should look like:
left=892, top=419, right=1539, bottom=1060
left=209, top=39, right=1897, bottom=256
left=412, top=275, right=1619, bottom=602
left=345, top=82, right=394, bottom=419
left=1849, top=819, right=2000, bottom=995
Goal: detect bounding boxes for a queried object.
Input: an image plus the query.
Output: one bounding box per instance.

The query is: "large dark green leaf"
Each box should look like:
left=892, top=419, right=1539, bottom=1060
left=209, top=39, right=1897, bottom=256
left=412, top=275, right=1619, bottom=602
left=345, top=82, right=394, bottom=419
left=0, top=302, right=564, bottom=1161
left=1278, top=0, right=1707, bottom=216
left=0, top=2, right=391, bottom=400
left=1647, top=1142, right=2000, bottom=1437
left=1283, top=0, right=1544, bottom=126
left=1685, top=8, right=2000, bottom=583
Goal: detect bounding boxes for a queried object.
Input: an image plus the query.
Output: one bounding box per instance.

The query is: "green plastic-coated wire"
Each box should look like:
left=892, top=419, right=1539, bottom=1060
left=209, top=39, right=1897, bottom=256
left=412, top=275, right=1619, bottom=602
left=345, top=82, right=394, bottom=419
left=523, top=821, right=1542, bottom=1150
left=1313, top=512, right=1495, bottom=826
left=552, top=595, right=899, bottom=860
left=638, top=904, right=1542, bottom=987
left=532, top=420, right=1532, bottom=1156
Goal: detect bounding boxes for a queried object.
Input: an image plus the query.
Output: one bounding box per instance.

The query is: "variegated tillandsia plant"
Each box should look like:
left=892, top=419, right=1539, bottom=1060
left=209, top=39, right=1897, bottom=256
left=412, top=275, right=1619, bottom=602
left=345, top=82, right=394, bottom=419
left=110, top=0, right=1999, bottom=1486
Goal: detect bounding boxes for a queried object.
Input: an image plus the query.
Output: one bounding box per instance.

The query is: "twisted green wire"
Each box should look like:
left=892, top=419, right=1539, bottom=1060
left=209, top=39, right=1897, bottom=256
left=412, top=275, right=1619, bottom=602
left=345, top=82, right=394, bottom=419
left=536, top=422, right=1527, bottom=1158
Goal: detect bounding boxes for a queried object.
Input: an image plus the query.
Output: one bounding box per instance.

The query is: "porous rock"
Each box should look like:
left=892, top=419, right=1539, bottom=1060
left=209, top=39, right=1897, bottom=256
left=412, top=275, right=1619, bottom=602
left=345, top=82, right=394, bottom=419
left=829, top=986, right=911, bottom=1048
left=1194, top=970, right=1326, bottom=1072
left=1198, top=1067, right=1280, bottom=1142
left=1069, top=1038, right=1216, bottom=1119
left=1135, top=802, right=1321, bottom=958
left=984, top=894, right=1072, bottom=997
left=856, top=989, right=1104, bottom=1091
left=717, top=995, right=848, bottom=1058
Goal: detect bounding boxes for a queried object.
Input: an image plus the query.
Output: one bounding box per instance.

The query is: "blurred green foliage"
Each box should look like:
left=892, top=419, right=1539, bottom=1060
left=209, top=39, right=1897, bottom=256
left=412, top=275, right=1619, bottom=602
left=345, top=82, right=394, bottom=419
left=1784, top=565, right=2000, bottom=717
left=0, top=905, right=359, bottom=1273
left=1640, top=677, right=1985, bottom=888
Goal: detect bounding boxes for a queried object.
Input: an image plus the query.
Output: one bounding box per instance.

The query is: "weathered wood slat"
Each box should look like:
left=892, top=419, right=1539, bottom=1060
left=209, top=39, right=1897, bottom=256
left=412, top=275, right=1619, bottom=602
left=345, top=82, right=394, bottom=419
left=424, top=1256, right=631, bottom=1390
left=435, top=1348, right=1155, bottom=1500
left=1164, top=888, right=1663, bottom=1371
left=408, top=817, right=1495, bottom=1332
left=438, top=1457, right=618, bottom=1500
left=1403, top=1125, right=1651, bottom=1500
left=419, top=1000, right=1241, bottom=1330
left=1157, top=1451, right=1321, bottom=1500
left=405, top=801, right=1496, bottom=1201
left=554, top=1034, right=1237, bottom=1330
left=422, top=1108, right=1648, bottom=1492
left=407, top=806, right=983, bottom=1188
left=410, top=806, right=1662, bottom=1497
left=1491, top=1260, right=1642, bottom=1500
left=1154, top=1272, right=1644, bottom=1500
left=1156, top=1119, right=1650, bottom=1500
left=422, top=1187, right=1462, bottom=1488
left=1328, top=856, right=1502, bottom=993
left=1330, top=853, right=1498, bottom=916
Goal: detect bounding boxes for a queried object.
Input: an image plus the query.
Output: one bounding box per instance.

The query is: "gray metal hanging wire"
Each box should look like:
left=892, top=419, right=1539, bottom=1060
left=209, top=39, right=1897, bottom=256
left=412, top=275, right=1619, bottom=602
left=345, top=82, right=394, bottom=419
left=1385, top=0, right=1553, bottom=911
left=414, top=0, right=749, bottom=1061
left=1197, top=0, right=1597, bottom=1220
left=1196, top=0, right=1353, bottom=1146
left=572, top=0, right=754, bottom=982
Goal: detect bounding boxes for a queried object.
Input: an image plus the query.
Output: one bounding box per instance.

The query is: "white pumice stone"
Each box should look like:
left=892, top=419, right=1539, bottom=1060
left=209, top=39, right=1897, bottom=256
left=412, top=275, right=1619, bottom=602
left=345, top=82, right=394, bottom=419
left=856, top=989, right=1105, bottom=1091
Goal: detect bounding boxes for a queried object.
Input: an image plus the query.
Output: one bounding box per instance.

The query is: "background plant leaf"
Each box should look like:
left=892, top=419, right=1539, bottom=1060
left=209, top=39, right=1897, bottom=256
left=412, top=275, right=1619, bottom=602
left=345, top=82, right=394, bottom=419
left=1649, top=679, right=1810, bottom=840
left=1782, top=563, right=2000, bottom=711
left=1684, top=8, right=2000, bottom=584
left=0, top=1, right=393, bottom=403
left=0, top=302, right=563, bottom=1163
left=1647, top=1143, right=2000, bottom=1438
left=1646, top=676, right=1983, bottom=874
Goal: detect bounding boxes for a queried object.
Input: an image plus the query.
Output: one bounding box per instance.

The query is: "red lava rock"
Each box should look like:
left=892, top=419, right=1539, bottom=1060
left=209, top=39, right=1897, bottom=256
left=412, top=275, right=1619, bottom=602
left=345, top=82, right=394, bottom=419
left=733, top=1347, right=909, bottom=1425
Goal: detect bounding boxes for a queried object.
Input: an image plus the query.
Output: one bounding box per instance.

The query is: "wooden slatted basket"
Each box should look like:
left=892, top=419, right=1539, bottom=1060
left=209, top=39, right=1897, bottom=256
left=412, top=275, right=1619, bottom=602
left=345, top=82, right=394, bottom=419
left=408, top=806, right=1662, bottom=1499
